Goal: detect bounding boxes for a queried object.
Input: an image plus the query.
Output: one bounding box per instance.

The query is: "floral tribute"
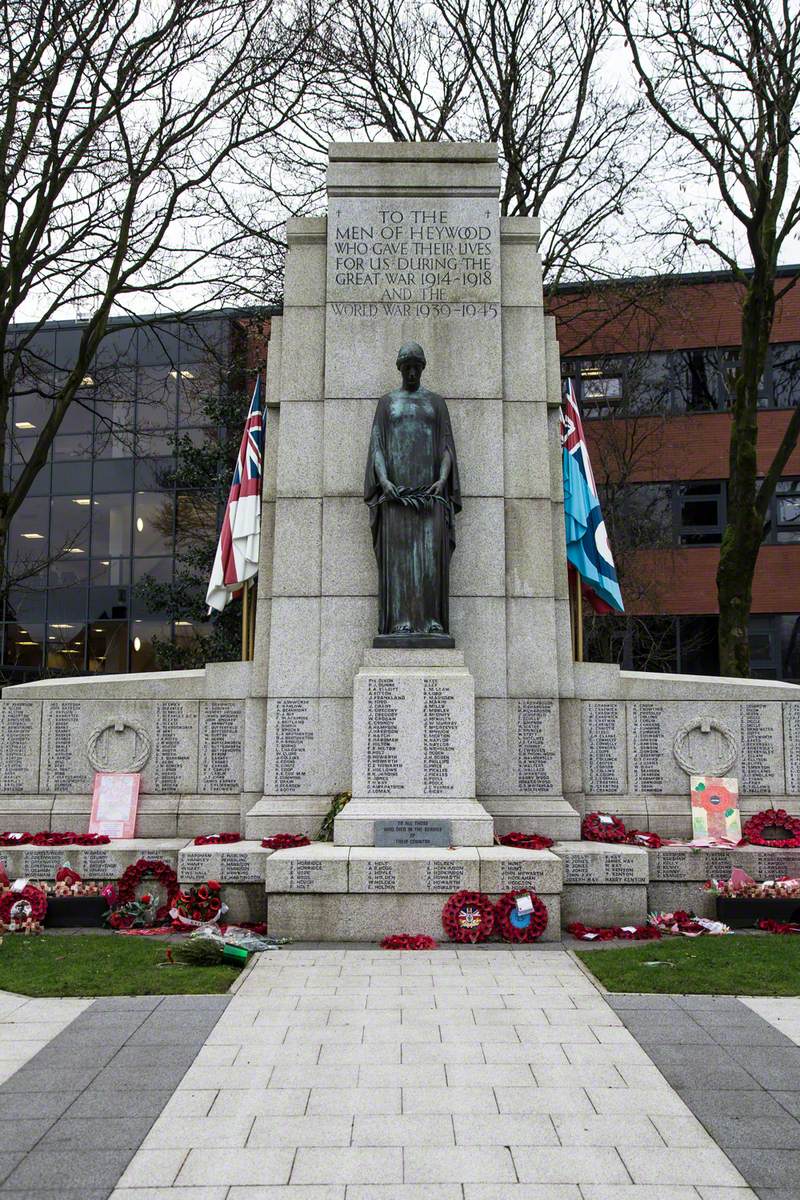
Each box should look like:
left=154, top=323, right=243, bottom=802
left=441, top=890, right=495, bottom=943
left=496, top=832, right=553, bottom=851
left=648, top=909, right=731, bottom=936
left=759, top=918, right=800, bottom=934
left=0, top=884, right=47, bottom=931
left=494, top=890, right=548, bottom=943
left=261, top=833, right=311, bottom=850
left=625, top=829, right=665, bottom=849
left=171, top=881, right=224, bottom=927
left=706, top=873, right=800, bottom=899
left=194, top=833, right=241, bottom=846
left=742, top=808, right=800, bottom=849
left=0, top=831, right=110, bottom=847
left=581, top=812, right=627, bottom=843
left=380, top=933, right=438, bottom=950
left=567, top=921, right=661, bottom=941
left=34, top=866, right=102, bottom=897
left=105, top=858, right=178, bottom=928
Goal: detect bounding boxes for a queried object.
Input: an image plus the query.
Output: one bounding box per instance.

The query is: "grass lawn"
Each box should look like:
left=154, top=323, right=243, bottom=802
left=0, top=933, right=242, bottom=997
left=577, top=933, right=800, bottom=996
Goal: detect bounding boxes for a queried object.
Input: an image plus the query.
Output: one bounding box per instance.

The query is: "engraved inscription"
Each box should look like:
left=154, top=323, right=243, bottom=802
left=23, top=848, right=65, bottom=877
left=423, top=679, right=457, bottom=796
left=366, top=678, right=404, bottom=796
left=44, top=702, right=88, bottom=792
left=584, top=701, right=625, bottom=794
left=182, top=850, right=259, bottom=883
left=630, top=702, right=666, bottom=793
left=81, top=849, right=124, bottom=879
left=287, top=859, right=325, bottom=891
left=201, top=702, right=243, bottom=793
left=0, top=703, right=40, bottom=793
left=329, top=203, right=499, bottom=317
left=517, top=700, right=557, bottom=793
left=273, top=699, right=313, bottom=794
left=425, top=860, right=466, bottom=892
left=153, top=702, right=195, bottom=793
left=739, top=703, right=779, bottom=794
left=785, top=703, right=800, bottom=794
left=365, top=860, right=398, bottom=892
left=498, top=862, right=548, bottom=891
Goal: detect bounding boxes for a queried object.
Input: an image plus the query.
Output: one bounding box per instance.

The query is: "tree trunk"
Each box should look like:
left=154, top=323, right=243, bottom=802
left=716, top=266, right=774, bottom=676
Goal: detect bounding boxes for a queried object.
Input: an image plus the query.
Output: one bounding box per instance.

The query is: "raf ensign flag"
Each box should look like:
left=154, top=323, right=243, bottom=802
left=560, top=378, right=624, bottom=614
left=206, top=376, right=264, bottom=612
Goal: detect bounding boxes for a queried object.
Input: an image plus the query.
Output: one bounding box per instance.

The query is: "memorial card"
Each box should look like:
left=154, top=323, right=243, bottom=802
left=690, top=776, right=741, bottom=845
left=89, top=772, right=141, bottom=838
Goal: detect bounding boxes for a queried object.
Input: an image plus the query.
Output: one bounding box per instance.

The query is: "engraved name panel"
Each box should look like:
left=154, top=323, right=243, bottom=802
left=153, top=701, right=197, bottom=793
left=583, top=701, right=626, bottom=794
left=0, top=702, right=41, bottom=794
left=629, top=702, right=666, bottom=793
left=200, top=702, right=243, bottom=793
left=516, top=699, right=559, bottom=794
left=739, top=703, right=783, bottom=795
left=270, top=699, right=314, bottom=795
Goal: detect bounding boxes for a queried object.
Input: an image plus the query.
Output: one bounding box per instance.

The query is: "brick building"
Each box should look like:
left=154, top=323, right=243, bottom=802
left=551, top=267, right=800, bottom=681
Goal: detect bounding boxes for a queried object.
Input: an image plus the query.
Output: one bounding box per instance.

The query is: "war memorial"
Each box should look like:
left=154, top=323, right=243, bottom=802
left=1, top=142, right=799, bottom=941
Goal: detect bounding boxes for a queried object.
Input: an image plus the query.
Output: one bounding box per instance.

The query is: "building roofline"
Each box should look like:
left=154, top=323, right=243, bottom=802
left=553, top=263, right=800, bottom=295
left=9, top=303, right=283, bottom=334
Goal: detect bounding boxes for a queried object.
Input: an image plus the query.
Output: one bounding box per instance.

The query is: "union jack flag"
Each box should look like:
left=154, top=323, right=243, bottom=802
left=206, top=376, right=264, bottom=612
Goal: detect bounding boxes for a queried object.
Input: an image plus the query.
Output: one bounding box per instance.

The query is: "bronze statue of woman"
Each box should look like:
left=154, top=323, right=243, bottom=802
left=364, top=342, right=461, bottom=647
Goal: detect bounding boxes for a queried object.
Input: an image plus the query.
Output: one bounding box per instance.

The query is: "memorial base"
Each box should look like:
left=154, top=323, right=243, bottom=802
left=334, top=799, right=495, bottom=846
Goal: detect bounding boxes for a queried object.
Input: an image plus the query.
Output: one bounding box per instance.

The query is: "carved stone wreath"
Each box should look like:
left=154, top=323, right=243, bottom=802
left=672, top=718, right=737, bottom=777
left=87, top=720, right=152, bottom=773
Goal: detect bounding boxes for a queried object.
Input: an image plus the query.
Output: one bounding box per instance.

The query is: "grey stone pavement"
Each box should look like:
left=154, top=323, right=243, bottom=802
left=2, top=948, right=800, bottom=1198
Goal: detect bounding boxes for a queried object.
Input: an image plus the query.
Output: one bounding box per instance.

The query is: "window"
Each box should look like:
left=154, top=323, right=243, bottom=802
left=579, top=360, right=623, bottom=415
left=676, top=482, right=726, bottom=545
left=772, top=345, right=800, bottom=410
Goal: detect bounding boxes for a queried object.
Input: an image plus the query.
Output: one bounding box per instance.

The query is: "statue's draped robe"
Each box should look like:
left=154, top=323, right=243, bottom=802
left=365, top=386, right=461, bottom=637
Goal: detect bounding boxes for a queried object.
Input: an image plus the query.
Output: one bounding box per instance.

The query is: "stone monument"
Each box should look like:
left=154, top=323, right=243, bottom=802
left=0, top=140, right=798, bottom=940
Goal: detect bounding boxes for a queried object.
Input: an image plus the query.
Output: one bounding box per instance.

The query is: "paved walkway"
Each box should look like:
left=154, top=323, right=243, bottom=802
left=4, top=949, right=800, bottom=1198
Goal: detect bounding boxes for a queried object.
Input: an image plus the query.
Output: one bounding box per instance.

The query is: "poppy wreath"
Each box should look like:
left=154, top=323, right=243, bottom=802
left=567, top=921, right=661, bottom=941
left=495, top=890, right=548, bottom=943
left=742, top=809, right=800, bottom=849
left=497, top=832, right=554, bottom=851
left=625, top=830, right=665, bottom=849
left=380, top=933, right=438, bottom=950
left=116, top=858, right=178, bottom=919
left=261, top=833, right=311, bottom=850
left=581, top=812, right=627, bottom=843
left=172, top=881, right=223, bottom=925
left=759, top=918, right=800, bottom=935
left=0, top=831, right=110, bottom=847
left=0, top=884, right=47, bottom=925
left=194, top=833, right=241, bottom=846
left=441, top=890, right=495, bottom=943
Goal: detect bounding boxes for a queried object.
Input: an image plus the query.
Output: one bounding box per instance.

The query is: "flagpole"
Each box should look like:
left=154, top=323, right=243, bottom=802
left=241, top=581, right=250, bottom=662
left=576, top=575, right=584, bottom=663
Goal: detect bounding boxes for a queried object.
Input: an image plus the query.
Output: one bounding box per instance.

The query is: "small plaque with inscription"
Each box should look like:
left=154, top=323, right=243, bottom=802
left=374, top=819, right=452, bottom=848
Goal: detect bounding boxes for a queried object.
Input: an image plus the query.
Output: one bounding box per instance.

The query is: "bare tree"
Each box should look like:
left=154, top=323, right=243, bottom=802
left=0, top=0, right=315, bottom=591
left=293, top=0, right=662, bottom=287
left=613, top=0, right=800, bottom=676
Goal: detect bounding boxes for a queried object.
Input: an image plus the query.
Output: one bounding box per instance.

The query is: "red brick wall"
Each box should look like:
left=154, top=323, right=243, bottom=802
left=625, top=546, right=800, bottom=616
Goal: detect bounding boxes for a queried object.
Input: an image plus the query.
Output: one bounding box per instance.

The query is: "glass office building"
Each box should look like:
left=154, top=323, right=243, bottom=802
left=4, top=313, right=244, bottom=683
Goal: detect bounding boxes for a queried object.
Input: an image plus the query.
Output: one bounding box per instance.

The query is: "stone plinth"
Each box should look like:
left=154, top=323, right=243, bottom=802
left=178, top=840, right=274, bottom=884
left=336, top=649, right=493, bottom=847
left=551, top=841, right=649, bottom=929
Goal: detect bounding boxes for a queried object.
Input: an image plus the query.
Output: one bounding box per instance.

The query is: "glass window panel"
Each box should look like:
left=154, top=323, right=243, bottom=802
left=11, top=379, right=54, bottom=433
left=177, top=365, right=219, bottom=426
left=89, top=558, right=130, bottom=586
left=176, top=492, right=218, bottom=542
left=678, top=616, right=720, bottom=675
left=89, top=586, right=129, bottom=622
left=94, top=369, right=136, bottom=458
left=47, top=581, right=88, bottom=621
left=57, top=391, right=94, bottom=434
left=5, top=587, right=46, bottom=624
left=780, top=615, right=800, bottom=682
left=174, top=618, right=211, bottom=650
left=137, top=431, right=175, bottom=458
left=46, top=621, right=86, bottom=671
left=93, top=458, right=134, bottom=492
left=8, top=497, right=50, bottom=560
left=771, top=345, right=800, bottom=410
left=133, top=556, right=173, bottom=585
left=91, top=493, right=131, bottom=557
left=52, top=434, right=93, bottom=462
left=87, top=620, right=129, bottom=673
left=133, top=492, right=174, bottom=556
left=4, top=623, right=44, bottom=668
left=50, top=496, right=90, bottom=556
left=135, top=457, right=174, bottom=490
left=681, top=499, right=720, bottom=527
left=51, top=459, right=92, bottom=493
left=11, top=435, right=46, bottom=465
left=137, top=323, right=181, bottom=366
left=137, top=366, right=177, bottom=430
left=130, top=620, right=171, bottom=672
